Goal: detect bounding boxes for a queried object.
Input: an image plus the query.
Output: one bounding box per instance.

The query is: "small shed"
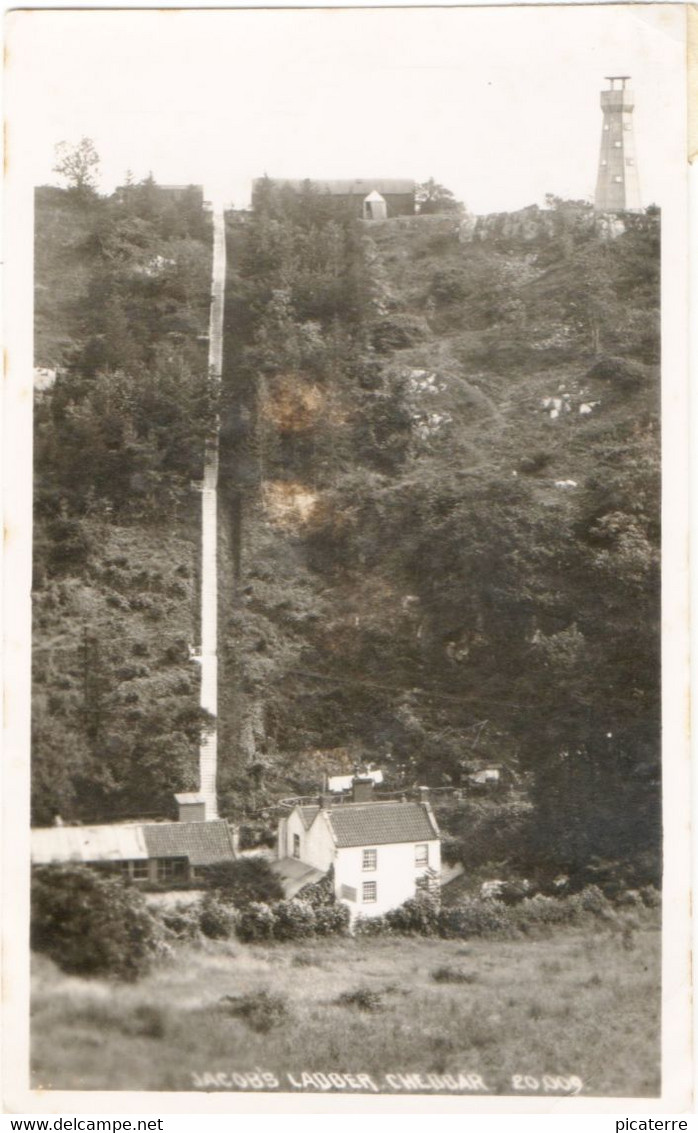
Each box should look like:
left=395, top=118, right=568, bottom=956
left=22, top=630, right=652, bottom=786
left=363, top=191, right=387, bottom=221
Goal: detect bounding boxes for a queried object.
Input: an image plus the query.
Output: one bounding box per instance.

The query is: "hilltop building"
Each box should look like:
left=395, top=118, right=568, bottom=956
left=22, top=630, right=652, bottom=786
left=251, top=178, right=416, bottom=219
left=594, top=77, right=642, bottom=212
left=275, top=778, right=441, bottom=917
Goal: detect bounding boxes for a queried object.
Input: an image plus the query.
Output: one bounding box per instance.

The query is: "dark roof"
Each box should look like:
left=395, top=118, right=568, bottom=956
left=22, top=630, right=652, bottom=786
left=142, top=820, right=236, bottom=865
left=323, top=802, right=439, bottom=847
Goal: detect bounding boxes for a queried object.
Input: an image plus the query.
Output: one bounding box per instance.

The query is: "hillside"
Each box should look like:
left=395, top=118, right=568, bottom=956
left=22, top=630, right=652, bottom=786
left=32, top=183, right=214, bottom=823
left=33, top=182, right=660, bottom=885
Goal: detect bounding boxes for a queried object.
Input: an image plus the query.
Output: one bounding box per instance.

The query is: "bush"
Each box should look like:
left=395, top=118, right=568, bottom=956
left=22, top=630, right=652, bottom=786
left=203, top=857, right=284, bottom=908
left=271, top=898, right=316, bottom=941
left=371, top=314, right=430, bottom=354
left=336, top=987, right=384, bottom=1012
left=639, top=885, right=661, bottom=909
left=220, top=990, right=288, bottom=1033
left=158, top=902, right=203, bottom=941
left=438, top=898, right=518, bottom=940
left=297, top=868, right=335, bottom=908
left=353, top=914, right=391, bottom=936
left=431, top=965, right=478, bottom=984
left=236, top=901, right=277, bottom=943
left=314, top=903, right=351, bottom=936
left=198, top=894, right=237, bottom=939
left=31, top=865, right=162, bottom=981
left=385, top=894, right=440, bottom=936
left=586, top=355, right=648, bottom=391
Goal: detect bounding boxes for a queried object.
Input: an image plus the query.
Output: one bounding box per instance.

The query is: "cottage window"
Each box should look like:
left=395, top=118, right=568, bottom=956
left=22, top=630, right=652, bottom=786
left=157, top=857, right=188, bottom=882
left=132, top=860, right=149, bottom=880
left=293, top=833, right=301, bottom=859
left=362, top=848, right=377, bottom=871
left=341, top=884, right=357, bottom=902
left=119, top=861, right=132, bottom=879
left=362, top=881, right=377, bottom=903
left=415, top=844, right=429, bottom=866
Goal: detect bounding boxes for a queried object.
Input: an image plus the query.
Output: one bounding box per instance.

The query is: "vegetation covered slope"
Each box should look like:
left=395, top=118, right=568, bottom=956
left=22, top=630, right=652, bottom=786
left=32, top=182, right=214, bottom=823
left=33, top=180, right=660, bottom=887
left=218, top=186, right=660, bottom=883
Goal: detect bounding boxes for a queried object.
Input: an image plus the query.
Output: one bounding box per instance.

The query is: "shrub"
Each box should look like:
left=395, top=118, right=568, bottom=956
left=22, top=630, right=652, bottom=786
left=314, top=903, right=350, bottom=936
left=371, top=314, right=430, bottom=354
left=438, top=897, right=518, bottom=940
left=353, top=914, right=390, bottom=936
left=236, top=901, right=277, bottom=943
left=31, top=865, right=161, bottom=981
left=431, top=965, right=478, bottom=985
left=271, top=898, right=316, bottom=941
left=385, top=894, right=440, bottom=936
left=158, top=902, right=202, bottom=941
left=203, top=857, right=284, bottom=908
left=198, top=894, right=237, bottom=940
left=220, top=990, right=288, bottom=1033
left=297, top=869, right=335, bottom=908
left=336, top=987, right=384, bottom=1012
left=639, top=885, right=661, bottom=909
left=586, top=355, right=647, bottom=391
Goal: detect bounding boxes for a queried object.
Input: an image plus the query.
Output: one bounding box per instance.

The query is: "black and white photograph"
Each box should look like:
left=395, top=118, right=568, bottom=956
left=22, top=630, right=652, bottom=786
left=2, top=2, right=692, bottom=1113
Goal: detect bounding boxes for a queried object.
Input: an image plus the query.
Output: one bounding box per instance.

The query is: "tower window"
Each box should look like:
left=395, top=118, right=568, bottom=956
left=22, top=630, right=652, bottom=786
left=603, top=124, right=610, bottom=131
left=626, top=157, right=634, bottom=166
left=614, top=176, right=623, bottom=183
left=293, top=833, right=300, bottom=859
left=613, top=141, right=622, bottom=148
left=600, top=160, right=607, bottom=167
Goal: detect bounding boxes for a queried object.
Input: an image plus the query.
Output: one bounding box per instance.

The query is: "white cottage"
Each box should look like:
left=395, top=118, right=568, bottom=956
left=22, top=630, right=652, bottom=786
left=276, top=781, right=440, bottom=917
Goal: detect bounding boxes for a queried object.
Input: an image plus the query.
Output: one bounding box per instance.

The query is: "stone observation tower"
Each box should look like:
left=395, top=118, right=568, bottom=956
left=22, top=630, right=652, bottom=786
left=594, top=76, right=642, bottom=212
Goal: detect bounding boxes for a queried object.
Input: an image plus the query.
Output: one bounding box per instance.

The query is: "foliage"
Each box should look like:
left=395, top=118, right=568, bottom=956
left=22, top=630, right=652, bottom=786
left=416, top=179, right=462, bottom=216
left=430, top=965, right=478, bottom=984
left=31, top=865, right=162, bottom=980
left=53, top=138, right=100, bottom=195
left=235, top=902, right=277, bottom=942
left=198, top=895, right=237, bottom=939
left=203, top=857, right=284, bottom=907
left=219, top=990, right=289, bottom=1033
left=271, top=897, right=316, bottom=940
left=335, top=987, right=385, bottom=1012
left=385, top=893, right=440, bottom=935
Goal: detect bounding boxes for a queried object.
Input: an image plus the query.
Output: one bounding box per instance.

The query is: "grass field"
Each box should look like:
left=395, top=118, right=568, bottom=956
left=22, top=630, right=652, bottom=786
left=31, top=919, right=660, bottom=1097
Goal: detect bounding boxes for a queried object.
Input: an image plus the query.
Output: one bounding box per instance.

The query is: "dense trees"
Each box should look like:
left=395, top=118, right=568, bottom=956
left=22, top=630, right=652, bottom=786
left=32, top=179, right=213, bottom=824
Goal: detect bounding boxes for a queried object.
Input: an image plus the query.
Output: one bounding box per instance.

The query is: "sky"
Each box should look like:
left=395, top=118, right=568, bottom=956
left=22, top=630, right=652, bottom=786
left=6, top=5, right=686, bottom=213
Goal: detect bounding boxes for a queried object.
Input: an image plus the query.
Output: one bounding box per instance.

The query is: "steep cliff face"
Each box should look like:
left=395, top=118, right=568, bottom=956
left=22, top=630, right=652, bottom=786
left=215, top=191, right=660, bottom=878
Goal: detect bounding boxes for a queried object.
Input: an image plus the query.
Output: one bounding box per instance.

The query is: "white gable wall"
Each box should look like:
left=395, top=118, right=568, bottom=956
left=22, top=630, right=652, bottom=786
left=334, top=838, right=440, bottom=918
left=281, top=807, right=335, bottom=872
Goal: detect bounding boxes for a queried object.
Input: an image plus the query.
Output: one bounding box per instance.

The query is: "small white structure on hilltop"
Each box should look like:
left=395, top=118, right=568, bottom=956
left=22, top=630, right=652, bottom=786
left=363, top=190, right=387, bottom=221
left=275, top=778, right=441, bottom=917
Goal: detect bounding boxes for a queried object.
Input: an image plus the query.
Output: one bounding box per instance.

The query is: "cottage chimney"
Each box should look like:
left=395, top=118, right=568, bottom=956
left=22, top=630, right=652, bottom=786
left=175, top=793, right=207, bottom=822
left=352, top=777, right=374, bottom=803
left=418, top=786, right=430, bottom=803
left=318, top=793, right=333, bottom=809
